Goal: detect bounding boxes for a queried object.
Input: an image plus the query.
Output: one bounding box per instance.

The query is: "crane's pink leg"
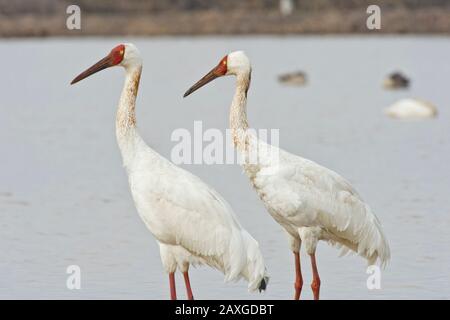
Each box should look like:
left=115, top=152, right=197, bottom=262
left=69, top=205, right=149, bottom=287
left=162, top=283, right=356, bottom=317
left=183, top=272, right=194, bottom=300
left=169, top=272, right=177, bottom=300
left=310, top=253, right=321, bottom=300
left=294, top=251, right=303, bottom=300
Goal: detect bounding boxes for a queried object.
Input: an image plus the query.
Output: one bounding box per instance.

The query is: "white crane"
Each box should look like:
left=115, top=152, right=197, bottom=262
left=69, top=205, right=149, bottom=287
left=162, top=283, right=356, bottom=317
left=70, top=44, right=268, bottom=300
left=184, top=51, right=390, bottom=300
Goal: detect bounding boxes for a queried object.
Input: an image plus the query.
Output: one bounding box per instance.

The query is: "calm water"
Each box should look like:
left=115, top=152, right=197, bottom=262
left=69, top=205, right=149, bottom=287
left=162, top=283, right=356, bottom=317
left=1, top=36, right=449, bottom=299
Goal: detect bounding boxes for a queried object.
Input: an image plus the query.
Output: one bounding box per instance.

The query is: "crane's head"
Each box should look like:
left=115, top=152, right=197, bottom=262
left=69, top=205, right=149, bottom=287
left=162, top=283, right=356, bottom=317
left=70, top=43, right=142, bottom=85
left=183, top=51, right=251, bottom=98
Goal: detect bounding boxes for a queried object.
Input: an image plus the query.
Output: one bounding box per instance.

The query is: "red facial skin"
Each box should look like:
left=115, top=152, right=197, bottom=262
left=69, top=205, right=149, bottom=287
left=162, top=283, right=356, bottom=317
left=110, top=44, right=126, bottom=65
left=216, top=55, right=228, bottom=75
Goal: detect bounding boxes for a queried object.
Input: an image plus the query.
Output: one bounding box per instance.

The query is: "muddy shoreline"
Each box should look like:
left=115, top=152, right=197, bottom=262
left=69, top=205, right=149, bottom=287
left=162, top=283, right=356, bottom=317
left=1, top=7, right=449, bottom=37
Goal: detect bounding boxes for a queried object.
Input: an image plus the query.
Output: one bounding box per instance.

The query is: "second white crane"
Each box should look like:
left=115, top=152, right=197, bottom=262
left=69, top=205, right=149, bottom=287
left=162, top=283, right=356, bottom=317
left=184, top=51, right=390, bottom=300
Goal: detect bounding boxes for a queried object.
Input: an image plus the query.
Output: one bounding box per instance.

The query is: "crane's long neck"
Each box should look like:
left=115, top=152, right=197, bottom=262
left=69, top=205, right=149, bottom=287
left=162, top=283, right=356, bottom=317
left=116, top=64, right=142, bottom=164
left=230, top=72, right=251, bottom=152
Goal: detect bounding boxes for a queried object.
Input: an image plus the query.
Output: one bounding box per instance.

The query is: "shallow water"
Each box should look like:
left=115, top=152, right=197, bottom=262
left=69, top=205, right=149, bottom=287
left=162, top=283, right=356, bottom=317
left=1, top=36, right=449, bottom=299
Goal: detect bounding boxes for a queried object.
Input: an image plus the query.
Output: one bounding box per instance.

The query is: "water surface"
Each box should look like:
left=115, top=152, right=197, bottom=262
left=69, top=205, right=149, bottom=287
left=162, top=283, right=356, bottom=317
left=1, top=36, right=449, bottom=299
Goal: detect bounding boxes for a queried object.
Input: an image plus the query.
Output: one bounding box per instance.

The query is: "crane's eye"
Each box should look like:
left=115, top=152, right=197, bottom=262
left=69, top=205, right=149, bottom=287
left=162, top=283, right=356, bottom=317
left=120, top=50, right=124, bottom=55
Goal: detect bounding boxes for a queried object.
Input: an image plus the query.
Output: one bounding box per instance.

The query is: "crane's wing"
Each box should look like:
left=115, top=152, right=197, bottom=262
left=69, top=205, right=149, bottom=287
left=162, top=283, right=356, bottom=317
left=129, top=153, right=249, bottom=278
left=253, top=144, right=390, bottom=266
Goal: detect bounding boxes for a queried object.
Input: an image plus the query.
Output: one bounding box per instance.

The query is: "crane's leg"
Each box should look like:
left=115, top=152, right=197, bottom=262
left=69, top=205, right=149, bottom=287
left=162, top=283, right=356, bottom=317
left=169, top=272, right=177, bottom=300
left=294, top=251, right=303, bottom=300
left=309, top=253, right=321, bottom=300
left=183, top=271, right=194, bottom=300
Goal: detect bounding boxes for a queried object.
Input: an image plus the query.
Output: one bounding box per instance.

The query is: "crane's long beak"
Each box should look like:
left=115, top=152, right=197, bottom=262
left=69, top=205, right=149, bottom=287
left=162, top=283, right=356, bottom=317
left=183, top=65, right=224, bottom=98
left=71, top=54, right=115, bottom=85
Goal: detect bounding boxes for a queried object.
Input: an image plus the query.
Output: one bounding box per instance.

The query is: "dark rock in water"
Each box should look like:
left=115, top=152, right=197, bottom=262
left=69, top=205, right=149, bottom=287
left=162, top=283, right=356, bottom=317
left=383, top=71, right=410, bottom=89
left=278, top=71, right=307, bottom=86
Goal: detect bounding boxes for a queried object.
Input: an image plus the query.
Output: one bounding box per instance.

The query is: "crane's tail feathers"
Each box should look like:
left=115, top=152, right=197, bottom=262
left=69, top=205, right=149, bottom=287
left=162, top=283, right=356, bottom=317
left=223, top=229, right=247, bottom=283
left=358, top=205, right=391, bottom=268
left=218, top=229, right=269, bottom=292
left=326, top=204, right=390, bottom=269
left=240, top=230, right=270, bottom=293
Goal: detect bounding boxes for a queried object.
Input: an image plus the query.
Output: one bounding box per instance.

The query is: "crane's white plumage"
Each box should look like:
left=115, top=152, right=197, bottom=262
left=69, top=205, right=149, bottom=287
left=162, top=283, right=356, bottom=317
left=224, top=51, right=390, bottom=267
left=121, top=45, right=268, bottom=292
left=159, top=242, right=196, bottom=274
left=73, top=44, right=268, bottom=296
left=244, top=135, right=390, bottom=266
left=126, top=135, right=268, bottom=290
left=227, top=51, right=390, bottom=264
left=184, top=50, right=390, bottom=299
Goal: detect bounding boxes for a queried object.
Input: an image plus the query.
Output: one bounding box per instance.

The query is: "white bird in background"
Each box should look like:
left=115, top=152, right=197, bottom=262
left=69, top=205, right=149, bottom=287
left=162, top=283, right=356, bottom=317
left=385, top=98, right=437, bottom=120
left=184, top=51, right=390, bottom=300
left=71, top=44, right=268, bottom=300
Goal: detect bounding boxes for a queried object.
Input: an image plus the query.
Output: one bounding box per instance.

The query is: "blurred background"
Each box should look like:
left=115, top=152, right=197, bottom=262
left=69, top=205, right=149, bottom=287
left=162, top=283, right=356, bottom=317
left=1, top=1, right=450, bottom=300
left=0, top=0, right=449, bottom=37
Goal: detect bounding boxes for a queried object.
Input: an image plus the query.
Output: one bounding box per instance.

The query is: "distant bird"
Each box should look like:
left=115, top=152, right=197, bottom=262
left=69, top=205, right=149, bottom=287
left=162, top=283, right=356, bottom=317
left=385, top=98, right=437, bottom=119
left=278, top=71, right=307, bottom=86
left=383, top=72, right=410, bottom=89
left=184, top=51, right=390, bottom=300
left=71, top=44, right=268, bottom=300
